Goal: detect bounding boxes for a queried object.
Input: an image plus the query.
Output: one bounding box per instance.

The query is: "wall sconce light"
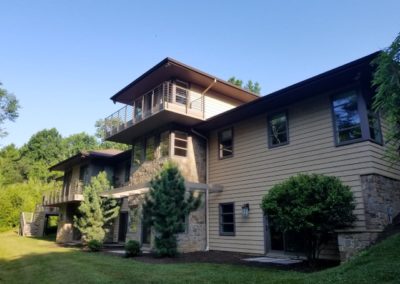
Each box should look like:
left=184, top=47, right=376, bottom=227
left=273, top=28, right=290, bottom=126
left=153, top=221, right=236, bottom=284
left=242, top=203, right=250, bottom=218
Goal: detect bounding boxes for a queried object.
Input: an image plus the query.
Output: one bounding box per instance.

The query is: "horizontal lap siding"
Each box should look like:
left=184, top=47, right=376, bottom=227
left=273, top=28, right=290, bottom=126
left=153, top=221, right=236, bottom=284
left=208, top=93, right=380, bottom=254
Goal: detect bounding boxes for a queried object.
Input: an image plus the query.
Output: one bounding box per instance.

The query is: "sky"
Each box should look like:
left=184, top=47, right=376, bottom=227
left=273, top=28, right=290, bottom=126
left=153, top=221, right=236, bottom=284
left=1, top=0, right=399, bottom=147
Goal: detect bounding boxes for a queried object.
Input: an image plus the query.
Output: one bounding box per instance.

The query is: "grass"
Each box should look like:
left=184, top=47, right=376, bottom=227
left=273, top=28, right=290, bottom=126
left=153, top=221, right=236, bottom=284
left=0, top=231, right=399, bottom=284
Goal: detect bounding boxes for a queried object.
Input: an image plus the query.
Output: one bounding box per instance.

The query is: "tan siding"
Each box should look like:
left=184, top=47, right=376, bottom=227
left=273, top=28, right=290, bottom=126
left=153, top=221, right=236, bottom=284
left=207, top=93, right=399, bottom=254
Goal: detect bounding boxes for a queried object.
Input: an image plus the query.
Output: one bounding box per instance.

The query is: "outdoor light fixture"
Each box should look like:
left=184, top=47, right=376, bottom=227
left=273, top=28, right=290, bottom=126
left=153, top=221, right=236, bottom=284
left=242, top=203, right=250, bottom=218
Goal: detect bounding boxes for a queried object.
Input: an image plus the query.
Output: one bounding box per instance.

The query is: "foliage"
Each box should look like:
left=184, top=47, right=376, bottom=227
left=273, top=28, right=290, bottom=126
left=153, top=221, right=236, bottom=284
left=0, top=83, right=20, bottom=138
left=261, top=174, right=356, bottom=263
left=142, top=162, right=201, bottom=257
left=94, top=119, right=130, bottom=151
left=87, top=239, right=103, bottom=252
left=0, top=144, right=24, bottom=185
left=228, top=76, right=261, bottom=94
left=125, top=240, right=141, bottom=257
left=0, top=180, right=58, bottom=231
left=74, top=172, right=120, bottom=243
left=63, top=132, right=99, bottom=157
left=372, top=33, right=400, bottom=163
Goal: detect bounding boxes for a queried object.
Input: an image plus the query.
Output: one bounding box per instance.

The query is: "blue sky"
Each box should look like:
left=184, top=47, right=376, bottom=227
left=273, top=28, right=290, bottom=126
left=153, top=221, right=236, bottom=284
left=1, top=0, right=399, bottom=147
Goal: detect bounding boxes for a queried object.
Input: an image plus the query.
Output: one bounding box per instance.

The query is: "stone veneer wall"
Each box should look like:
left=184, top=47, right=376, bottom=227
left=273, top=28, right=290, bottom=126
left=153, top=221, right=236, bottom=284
left=338, top=174, right=400, bottom=261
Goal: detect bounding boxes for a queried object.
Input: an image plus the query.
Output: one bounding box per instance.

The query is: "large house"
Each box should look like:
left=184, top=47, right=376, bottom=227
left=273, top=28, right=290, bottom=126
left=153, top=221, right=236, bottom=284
left=42, top=52, right=400, bottom=261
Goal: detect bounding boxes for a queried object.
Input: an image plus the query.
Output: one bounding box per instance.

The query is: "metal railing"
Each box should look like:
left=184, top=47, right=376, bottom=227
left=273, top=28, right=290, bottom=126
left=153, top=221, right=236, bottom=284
left=42, top=181, right=84, bottom=206
left=104, top=82, right=205, bottom=139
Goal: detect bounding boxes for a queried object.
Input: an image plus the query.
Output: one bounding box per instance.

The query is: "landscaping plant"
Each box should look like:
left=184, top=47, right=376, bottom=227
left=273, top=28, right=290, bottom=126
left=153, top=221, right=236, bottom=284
left=142, top=162, right=201, bottom=257
left=125, top=240, right=141, bottom=257
left=261, top=173, right=356, bottom=263
left=87, top=239, right=103, bottom=252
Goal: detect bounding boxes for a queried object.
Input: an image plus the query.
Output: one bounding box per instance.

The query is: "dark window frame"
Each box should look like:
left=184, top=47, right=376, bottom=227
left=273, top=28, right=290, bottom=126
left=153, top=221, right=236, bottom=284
left=267, top=111, right=289, bottom=148
left=219, top=202, right=235, bottom=236
left=218, top=127, right=234, bottom=159
left=173, top=131, right=188, bottom=157
left=330, top=88, right=383, bottom=147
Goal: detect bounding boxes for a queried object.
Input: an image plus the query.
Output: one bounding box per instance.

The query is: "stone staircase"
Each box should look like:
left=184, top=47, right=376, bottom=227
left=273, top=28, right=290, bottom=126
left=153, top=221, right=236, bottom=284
left=20, top=205, right=59, bottom=237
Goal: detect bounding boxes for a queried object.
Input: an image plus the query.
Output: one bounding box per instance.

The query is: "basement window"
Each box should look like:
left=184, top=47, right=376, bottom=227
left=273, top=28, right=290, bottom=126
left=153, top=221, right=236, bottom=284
left=174, top=131, right=188, bottom=157
left=219, top=203, right=235, bottom=236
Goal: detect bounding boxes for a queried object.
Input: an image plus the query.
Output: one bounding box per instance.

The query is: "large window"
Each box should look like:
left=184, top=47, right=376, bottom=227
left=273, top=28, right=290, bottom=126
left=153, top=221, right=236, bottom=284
left=160, top=131, right=170, bottom=158
left=174, top=131, right=188, bottom=157
left=145, top=136, right=155, bottom=160
left=268, top=112, right=289, bottom=147
left=332, top=90, right=382, bottom=145
left=219, top=203, right=235, bottom=236
left=79, top=165, right=90, bottom=186
left=218, top=128, right=233, bottom=158
left=133, top=141, right=143, bottom=166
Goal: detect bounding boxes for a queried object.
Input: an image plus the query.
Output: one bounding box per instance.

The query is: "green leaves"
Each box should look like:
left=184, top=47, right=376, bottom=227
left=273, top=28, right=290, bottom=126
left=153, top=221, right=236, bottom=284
left=372, top=33, right=400, bottom=164
left=142, top=162, right=201, bottom=257
left=0, top=82, right=20, bottom=138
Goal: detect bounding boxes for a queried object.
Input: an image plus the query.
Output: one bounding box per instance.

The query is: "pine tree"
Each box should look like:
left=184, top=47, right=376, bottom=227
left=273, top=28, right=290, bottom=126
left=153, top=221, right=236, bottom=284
left=74, top=172, right=120, bottom=243
left=142, top=162, right=201, bottom=257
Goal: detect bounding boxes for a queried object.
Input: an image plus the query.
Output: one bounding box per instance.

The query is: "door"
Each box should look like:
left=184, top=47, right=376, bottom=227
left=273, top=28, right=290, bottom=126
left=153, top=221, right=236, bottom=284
left=141, top=219, right=151, bottom=245
left=118, top=212, right=128, bottom=242
left=265, top=216, right=305, bottom=255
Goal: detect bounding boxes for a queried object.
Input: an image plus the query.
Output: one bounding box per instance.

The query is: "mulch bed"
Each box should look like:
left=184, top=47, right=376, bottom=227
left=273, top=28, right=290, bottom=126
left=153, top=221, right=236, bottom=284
left=103, top=249, right=339, bottom=272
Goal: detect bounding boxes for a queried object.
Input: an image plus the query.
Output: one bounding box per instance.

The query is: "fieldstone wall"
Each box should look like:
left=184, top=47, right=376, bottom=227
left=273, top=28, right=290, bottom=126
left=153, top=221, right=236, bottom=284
left=56, top=204, right=73, bottom=243
left=338, top=174, right=400, bottom=261
left=362, top=174, right=400, bottom=230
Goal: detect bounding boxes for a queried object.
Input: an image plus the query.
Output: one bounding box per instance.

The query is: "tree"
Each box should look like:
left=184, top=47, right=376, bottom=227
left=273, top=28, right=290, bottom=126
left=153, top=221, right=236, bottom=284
left=63, top=132, right=99, bottom=157
left=94, top=119, right=130, bottom=151
left=0, top=83, right=20, bottom=138
left=372, top=33, right=400, bottom=163
left=0, top=144, right=24, bottom=185
left=74, top=172, right=120, bottom=243
left=261, top=174, right=356, bottom=264
left=142, top=162, right=201, bottom=257
left=228, top=76, right=261, bottom=95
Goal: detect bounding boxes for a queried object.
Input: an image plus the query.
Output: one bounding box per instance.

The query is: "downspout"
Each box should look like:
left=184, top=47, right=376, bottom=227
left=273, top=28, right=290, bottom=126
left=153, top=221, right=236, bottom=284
left=191, top=128, right=210, bottom=251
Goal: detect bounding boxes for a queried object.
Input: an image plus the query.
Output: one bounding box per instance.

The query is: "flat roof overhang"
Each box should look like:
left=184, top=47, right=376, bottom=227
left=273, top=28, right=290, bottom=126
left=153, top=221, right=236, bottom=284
left=106, top=109, right=203, bottom=144
left=110, top=58, right=259, bottom=105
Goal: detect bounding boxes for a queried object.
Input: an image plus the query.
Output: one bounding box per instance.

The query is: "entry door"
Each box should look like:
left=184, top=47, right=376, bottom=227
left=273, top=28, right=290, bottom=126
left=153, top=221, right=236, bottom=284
left=118, top=212, right=128, bottom=242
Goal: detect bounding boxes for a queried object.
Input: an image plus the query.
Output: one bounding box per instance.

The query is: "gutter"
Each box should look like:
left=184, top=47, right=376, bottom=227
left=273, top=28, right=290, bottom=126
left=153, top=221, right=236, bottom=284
left=191, top=128, right=210, bottom=251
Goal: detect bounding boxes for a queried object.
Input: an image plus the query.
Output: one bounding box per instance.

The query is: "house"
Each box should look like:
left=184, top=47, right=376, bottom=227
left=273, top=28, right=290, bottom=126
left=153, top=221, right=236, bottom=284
left=43, top=52, right=400, bottom=261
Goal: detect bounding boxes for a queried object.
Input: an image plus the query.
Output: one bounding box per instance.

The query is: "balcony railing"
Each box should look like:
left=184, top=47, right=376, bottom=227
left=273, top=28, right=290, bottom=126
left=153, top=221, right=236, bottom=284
left=42, top=181, right=84, bottom=206
left=104, top=82, right=204, bottom=139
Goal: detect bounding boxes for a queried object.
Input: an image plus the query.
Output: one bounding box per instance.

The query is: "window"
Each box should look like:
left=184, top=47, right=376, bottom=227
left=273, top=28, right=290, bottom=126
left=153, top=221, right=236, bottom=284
left=177, top=214, right=188, bottom=234
left=174, top=131, right=188, bottom=157
left=145, top=136, right=155, bottom=160
left=79, top=165, right=90, bottom=186
left=219, top=203, right=235, bottom=236
left=124, top=161, right=131, bottom=183
left=332, top=90, right=382, bottom=145
left=160, top=131, right=170, bottom=158
left=268, top=112, right=288, bottom=147
left=133, top=141, right=143, bottom=166
left=218, top=128, right=233, bottom=158
left=63, top=170, right=72, bottom=197
left=134, top=97, right=143, bottom=121
left=174, top=80, right=189, bottom=105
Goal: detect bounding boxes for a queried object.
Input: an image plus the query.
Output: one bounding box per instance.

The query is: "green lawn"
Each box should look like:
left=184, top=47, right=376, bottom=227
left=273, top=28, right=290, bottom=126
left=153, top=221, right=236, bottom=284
left=0, top=231, right=399, bottom=284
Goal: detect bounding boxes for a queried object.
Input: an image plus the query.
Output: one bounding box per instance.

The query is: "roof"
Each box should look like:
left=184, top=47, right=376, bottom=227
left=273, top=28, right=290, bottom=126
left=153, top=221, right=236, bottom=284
left=49, top=149, right=130, bottom=171
left=110, top=57, right=259, bottom=105
left=195, top=51, right=380, bottom=132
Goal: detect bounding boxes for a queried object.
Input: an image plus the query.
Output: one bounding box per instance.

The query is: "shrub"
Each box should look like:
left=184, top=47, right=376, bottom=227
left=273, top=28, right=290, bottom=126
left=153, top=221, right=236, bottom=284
left=87, top=239, right=103, bottom=252
left=261, top=173, right=356, bottom=263
left=125, top=240, right=141, bottom=257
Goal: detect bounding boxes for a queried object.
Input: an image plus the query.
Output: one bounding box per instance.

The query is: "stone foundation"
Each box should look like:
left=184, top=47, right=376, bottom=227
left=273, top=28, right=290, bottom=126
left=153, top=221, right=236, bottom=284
left=338, top=174, right=400, bottom=262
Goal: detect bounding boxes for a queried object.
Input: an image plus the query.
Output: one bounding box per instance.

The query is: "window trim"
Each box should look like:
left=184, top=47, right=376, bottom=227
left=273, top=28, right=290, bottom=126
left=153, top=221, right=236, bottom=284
left=330, top=88, right=383, bottom=147
left=218, top=127, right=234, bottom=159
left=219, top=202, right=235, bottom=236
left=267, top=111, right=289, bottom=148
left=173, top=131, right=188, bottom=157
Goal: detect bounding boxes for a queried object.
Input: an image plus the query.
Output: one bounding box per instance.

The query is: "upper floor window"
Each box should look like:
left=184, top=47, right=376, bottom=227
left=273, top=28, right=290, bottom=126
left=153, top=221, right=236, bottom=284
left=79, top=165, right=90, bottom=186
left=174, top=80, right=189, bottom=105
left=268, top=112, right=289, bottom=147
left=218, top=128, right=233, bottom=158
left=174, top=131, right=188, bottom=157
left=332, top=90, right=382, bottom=145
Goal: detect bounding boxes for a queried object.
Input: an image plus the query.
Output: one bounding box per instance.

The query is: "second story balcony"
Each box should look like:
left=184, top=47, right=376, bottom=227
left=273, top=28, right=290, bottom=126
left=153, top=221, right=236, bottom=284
left=43, top=181, right=84, bottom=206
left=104, top=81, right=208, bottom=143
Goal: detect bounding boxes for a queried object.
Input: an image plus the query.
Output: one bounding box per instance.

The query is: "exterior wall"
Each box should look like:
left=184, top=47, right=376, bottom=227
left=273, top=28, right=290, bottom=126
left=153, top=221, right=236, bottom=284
left=207, top=90, right=400, bottom=256
left=56, top=203, right=79, bottom=243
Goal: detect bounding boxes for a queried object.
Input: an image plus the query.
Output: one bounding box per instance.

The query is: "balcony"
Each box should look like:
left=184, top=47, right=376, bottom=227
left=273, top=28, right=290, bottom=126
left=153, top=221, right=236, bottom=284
left=104, top=81, right=206, bottom=143
left=43, top=181, right=84, bottom=206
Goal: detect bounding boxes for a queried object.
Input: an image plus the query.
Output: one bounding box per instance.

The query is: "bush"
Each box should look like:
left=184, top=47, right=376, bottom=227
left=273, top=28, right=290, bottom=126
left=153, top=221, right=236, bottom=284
left=125, top=240, right=141, bottom=257
left=87, top=239, right=103, bottom=252
left=261, top=173, right=356, bottom=263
